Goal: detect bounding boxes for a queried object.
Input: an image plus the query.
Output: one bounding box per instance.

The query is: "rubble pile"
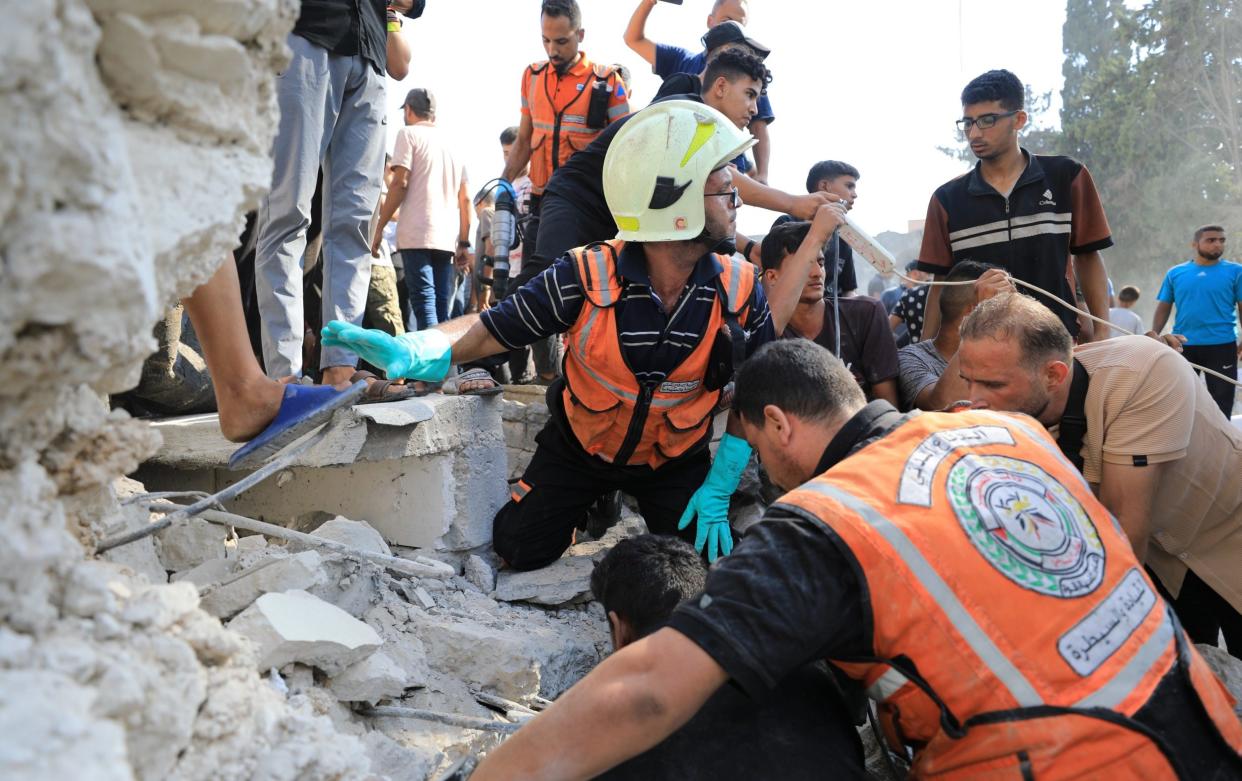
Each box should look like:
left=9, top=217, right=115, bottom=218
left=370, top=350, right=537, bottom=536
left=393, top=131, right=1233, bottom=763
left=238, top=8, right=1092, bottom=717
left=0, top=0, right=608, bottom=778
left=101, top=505, right=614, bottom=778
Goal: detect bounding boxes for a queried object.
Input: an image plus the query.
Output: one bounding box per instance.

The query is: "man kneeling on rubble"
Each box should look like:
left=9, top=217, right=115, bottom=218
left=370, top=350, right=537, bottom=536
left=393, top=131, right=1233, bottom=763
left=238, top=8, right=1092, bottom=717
left=468, top=339, right=1242, bottom=780
left=588, top=534, right=866, bottom=779
left=321, top=100, right=843, bottom=570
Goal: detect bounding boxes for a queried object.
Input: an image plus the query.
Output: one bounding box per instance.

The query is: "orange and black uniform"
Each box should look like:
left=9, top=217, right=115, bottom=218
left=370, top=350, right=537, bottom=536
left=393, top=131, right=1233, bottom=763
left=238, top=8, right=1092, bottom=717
left=482, top=241, right=774, bottom=570
left=671, top=401, right=1242, bottom=779
left=516, top=53, right=628, bottom=283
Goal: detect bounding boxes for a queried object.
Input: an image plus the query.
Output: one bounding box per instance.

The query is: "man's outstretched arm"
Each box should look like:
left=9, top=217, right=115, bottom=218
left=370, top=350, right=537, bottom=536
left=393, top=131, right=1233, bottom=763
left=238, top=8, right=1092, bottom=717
left=623, top=0, right=661, bottom=67
left=472, top=628, right=728, bottom=781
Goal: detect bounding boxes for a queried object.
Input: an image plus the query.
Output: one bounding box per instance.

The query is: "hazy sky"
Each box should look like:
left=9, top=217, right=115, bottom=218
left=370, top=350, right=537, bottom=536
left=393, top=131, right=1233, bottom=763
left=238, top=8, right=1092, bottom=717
left=383, top=0, right=1067, bottom=240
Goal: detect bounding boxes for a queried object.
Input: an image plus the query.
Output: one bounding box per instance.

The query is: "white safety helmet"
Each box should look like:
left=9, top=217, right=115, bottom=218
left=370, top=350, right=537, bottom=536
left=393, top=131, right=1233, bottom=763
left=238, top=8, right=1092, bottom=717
left=603, top=100, right=755, bottom=242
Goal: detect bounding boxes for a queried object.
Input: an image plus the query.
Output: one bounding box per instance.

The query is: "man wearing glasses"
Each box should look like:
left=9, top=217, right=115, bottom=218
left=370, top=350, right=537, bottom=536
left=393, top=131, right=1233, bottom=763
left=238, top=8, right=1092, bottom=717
left=322, top=101, right=844, bottom=570
left=917, top=69, right=1114, bottom=344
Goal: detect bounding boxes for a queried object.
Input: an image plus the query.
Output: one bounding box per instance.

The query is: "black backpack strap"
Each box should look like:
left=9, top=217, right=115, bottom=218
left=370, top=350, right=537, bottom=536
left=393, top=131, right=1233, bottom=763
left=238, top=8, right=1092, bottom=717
left=1056, top=359, right=1090, bottom=471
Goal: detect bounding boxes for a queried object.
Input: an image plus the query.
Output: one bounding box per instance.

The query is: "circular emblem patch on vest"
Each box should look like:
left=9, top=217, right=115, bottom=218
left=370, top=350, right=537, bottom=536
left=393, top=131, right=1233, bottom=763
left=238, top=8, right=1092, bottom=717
left=948, top=455, right=1105, bottom=598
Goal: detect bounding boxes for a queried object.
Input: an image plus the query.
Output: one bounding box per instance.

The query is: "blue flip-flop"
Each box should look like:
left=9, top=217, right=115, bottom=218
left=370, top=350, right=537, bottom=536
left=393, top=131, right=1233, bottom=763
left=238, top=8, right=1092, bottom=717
left=227, top=380, right=367, bottom=471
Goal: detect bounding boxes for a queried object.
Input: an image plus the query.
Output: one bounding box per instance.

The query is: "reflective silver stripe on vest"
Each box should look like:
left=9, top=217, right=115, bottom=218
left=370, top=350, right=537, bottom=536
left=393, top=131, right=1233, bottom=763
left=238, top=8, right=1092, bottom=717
left=866, top=667, right=911, bottom=701
left=1074, top=607, right=1175, bottom=710
left=724, top=257, right=743, bottom=313
left=803, top=481, right=1045, bottom=708
left=588, top=246, right=615, bottom=307
left=571, top=304, right=638, bottom=403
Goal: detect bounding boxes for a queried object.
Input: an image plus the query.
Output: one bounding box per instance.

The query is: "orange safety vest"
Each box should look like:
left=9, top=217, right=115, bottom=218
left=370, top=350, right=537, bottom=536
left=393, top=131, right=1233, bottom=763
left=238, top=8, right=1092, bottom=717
left=778, top=409, right=1242, bottom=779
left=523, top=57, right=623, bottom=192
left=562, top=240, right=757, bottom=470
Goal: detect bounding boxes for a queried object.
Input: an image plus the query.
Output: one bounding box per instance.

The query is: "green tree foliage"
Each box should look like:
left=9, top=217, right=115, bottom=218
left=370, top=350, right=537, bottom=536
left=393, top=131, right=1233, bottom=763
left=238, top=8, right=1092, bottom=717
left=1057, top=0, right=1242, bottom=297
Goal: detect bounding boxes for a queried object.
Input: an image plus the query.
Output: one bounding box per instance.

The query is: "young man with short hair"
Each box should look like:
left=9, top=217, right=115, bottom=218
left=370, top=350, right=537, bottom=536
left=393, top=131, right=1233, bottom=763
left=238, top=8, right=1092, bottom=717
left=469, top=336, right=1242, bottom=780
left=1109, top=284, right=1144, bottom=336
left=804, top=160, right=861, bottom=296
left=896, top=261, right=1013, bottom=411
left=534, top=48, right=836, bottom=271
left=500, top=0, right=630, bottom=382
left=918, top=69, right=1113, bottom=344
left=589, top=534, right=866, bottom=779
left=625, top=0, right=775, bottom=182
left=760, top=220, right=896, bottom=406
left=1153, top=225, right=1242, bottom=418
left=958, top=292, right=1242, bottom=656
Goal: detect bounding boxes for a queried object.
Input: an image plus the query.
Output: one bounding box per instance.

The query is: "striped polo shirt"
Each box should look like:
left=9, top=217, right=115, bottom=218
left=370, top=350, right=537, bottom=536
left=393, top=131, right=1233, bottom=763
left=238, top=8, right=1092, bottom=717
left=480, top=242, right=774, bottom=390
left=917, top=150, right=1113, bottom=335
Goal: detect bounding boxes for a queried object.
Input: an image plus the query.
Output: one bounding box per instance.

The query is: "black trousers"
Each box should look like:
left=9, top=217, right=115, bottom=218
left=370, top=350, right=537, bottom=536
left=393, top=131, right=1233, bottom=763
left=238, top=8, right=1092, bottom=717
left=1152, top=567, right=1242, bottom=655
left=493, top=403, right=708, bottom=571
left=1181, top=342, right=1238, bottom=419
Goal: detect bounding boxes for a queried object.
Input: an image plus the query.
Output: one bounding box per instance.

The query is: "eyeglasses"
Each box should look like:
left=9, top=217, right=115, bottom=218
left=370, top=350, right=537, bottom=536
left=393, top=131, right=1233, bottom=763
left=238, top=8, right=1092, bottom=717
left=955, top=109, right=1020, bottom=132
left=705, top=187, right=741, bottom=208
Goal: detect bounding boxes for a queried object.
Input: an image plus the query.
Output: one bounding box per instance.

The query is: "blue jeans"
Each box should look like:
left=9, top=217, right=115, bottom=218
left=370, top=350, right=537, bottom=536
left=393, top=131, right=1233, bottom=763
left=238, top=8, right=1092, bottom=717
left=400, top=248, right=454, bottom=330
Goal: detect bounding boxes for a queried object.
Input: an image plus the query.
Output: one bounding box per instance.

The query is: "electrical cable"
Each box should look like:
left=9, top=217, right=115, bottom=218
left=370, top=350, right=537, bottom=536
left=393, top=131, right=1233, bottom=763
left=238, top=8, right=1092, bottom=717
left=891, top=269, right=1242, bottom=390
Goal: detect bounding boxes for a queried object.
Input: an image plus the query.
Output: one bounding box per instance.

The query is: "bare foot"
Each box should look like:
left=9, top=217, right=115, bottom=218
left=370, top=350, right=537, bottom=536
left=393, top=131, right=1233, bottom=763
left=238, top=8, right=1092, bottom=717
left=216, top=375, right=286, bottom=442
left=320, top=365, right=358, bottom=387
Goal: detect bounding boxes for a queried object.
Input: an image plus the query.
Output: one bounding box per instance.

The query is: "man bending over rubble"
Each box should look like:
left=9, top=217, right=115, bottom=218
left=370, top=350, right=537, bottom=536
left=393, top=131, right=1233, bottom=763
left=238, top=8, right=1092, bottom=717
left=322, top=100, right=844, bottom=570
left=588, top=533, right=866, bottom=779
left=468, top=339, right=1242, bottom=780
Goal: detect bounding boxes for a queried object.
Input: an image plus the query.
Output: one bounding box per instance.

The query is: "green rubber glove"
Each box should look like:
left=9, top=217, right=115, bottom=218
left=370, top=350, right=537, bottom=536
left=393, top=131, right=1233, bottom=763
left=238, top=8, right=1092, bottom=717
left=321, top=321, right=452, bottom=382
left=678, top=433, right=751, bottom=562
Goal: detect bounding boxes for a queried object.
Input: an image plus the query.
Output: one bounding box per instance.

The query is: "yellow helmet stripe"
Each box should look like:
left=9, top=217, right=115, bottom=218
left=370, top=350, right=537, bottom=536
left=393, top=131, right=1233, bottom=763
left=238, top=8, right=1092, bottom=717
left=679, top=117, right=716, bottom=168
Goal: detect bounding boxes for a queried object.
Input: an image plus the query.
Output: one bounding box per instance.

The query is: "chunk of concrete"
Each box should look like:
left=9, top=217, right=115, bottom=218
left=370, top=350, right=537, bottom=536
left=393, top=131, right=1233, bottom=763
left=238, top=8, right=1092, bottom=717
left=494, top=556, right=596, bottom=607
left=138, top=394, right=508, bottom=551
left=170, top=558, right=237, bottom=589
left=154, top=517, right=227, bottom=572
left=463, top=555, right=496, bottom=593
left=310, top=517, right=391, bottom=557
left=327, top=649, right=409, bottom=704
left=227, top=590, right=381, bottom=676
left=1197, top=643, right=1242, bottom=718
left=200, top=552, right=326, bottom=619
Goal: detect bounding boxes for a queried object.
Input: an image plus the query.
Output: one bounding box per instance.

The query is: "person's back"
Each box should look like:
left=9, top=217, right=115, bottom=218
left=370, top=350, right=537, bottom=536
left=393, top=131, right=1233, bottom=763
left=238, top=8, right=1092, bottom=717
left=394, top=121, right=465, bottom=253
left=1107, top=305, right=1143, bottom=335
left=589, top=534, right=865, bottom=781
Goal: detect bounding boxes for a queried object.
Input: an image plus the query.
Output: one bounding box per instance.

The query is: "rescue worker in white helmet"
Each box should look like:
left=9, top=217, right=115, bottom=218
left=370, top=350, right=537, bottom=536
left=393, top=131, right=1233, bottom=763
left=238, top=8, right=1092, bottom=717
left=323, top=100, right=845, bottom=569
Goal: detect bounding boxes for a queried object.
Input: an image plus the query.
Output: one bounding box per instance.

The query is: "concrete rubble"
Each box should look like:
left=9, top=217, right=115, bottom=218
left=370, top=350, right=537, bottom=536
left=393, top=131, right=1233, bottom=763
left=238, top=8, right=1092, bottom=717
left=5, top=2, right=1240, bottom=780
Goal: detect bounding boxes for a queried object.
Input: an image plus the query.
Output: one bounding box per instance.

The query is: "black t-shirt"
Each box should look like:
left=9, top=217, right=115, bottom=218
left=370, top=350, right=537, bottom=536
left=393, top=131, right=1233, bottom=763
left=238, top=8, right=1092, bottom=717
left=783, top=297, right=899, bottom=398
left=669, top=401, right=1242, bottom=773
left=293, top=0, right=424, bottom=74
left=596, top=662, right=866, bottom=780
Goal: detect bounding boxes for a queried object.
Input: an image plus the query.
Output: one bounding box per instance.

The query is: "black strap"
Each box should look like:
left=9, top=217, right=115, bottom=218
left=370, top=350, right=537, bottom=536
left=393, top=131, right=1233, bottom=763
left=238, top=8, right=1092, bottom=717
left=1056, top=359, right=1090, bottom=471
left=715, top=266, right=755, bottom=374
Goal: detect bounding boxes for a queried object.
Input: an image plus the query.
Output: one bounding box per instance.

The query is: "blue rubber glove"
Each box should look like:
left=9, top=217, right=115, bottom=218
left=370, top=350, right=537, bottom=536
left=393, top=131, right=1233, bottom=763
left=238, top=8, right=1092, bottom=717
left=320, top=321, right=452, bottom=382
left=678, top=433, right=752, bottom=562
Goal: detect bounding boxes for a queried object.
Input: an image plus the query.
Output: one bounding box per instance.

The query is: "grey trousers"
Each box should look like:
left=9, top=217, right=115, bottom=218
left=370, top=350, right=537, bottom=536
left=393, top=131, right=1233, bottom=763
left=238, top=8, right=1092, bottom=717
left=256, top=33, right=385, bottom=377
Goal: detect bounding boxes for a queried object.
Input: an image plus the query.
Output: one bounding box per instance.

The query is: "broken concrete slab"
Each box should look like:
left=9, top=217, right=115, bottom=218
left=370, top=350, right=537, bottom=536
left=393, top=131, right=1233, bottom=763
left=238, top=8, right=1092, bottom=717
left=328, top=649, right=410, bottom=704
left=310, top=517, right=391, bottom=557
left=200, top=552, right=326, bottom=619
left=137, top=394, right=508, bottom=551
left=1198, top=643, right=1242, bottom=718
left=170, top=557, right=238, bottom=589
left=463, top=555, right=496, bottom=594
left=405, top=589, right=606, bottom=700
left=493, top=517, right=645, bottom=607
left=153, top=516, right=227, bottom=572
left=494, top=557, right=596, bottom=607
left=360, top=729, right=441, bottom=781
left=228, top=590, right=381, bottom=676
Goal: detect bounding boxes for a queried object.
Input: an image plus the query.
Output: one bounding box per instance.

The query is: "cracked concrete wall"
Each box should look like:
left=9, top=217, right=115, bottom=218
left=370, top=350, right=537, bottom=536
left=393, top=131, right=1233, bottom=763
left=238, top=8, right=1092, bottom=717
left=0, top=1, right=376, bottom=778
